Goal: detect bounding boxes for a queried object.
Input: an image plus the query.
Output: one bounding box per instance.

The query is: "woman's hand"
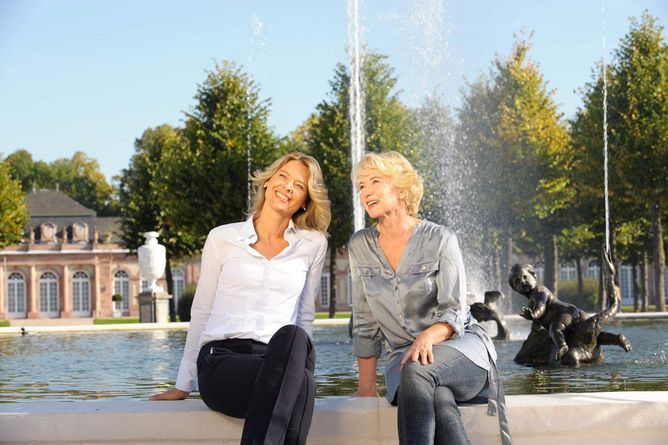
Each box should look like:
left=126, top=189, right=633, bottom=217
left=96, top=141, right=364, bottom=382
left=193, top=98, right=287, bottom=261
left=400, top=322, right=453, bottom=369
left=149, top=388, right=190, bottom=401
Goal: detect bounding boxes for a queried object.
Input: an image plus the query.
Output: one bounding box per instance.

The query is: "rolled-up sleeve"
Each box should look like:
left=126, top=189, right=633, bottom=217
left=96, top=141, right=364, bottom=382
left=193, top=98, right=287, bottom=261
left=349, top=242, right=382, bottom=357
left=295, top=233, right=328, bottom=336
left=175, top=231, right=220, bottom=392
left=434, top=232, right=468, bottom=338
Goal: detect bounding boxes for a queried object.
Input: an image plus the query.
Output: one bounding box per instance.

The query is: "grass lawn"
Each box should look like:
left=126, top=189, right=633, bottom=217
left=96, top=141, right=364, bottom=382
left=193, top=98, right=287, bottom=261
left=94, top=317, right=140, bottom=324
left=0, top=320, right=9, bottom=327
left=315, top=312, right=351, bottom=319
left=621, top=305, right=659, bottom=312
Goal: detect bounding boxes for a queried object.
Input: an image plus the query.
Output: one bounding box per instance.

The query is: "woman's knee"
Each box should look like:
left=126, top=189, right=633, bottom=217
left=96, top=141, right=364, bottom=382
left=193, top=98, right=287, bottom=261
left=272, top=324, right=309, bottom=343
left=399, top=361, right=435, bottom=390
left=268, top=325, right=315, bottom=366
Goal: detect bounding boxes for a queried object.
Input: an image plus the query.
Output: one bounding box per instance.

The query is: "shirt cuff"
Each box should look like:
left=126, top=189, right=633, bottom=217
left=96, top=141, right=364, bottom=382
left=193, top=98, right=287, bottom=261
left=436, top=308, right=467, bottom=338
left=175, top=357, right=198, bottom=392
left=353, top=336, right=379, bottom=358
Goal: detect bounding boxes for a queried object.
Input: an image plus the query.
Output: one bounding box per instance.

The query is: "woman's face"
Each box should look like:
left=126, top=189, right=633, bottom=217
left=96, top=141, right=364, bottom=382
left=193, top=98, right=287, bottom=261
left=263, top=160, right=310, bottom=217
left=358, top=168, right=403, bottom=219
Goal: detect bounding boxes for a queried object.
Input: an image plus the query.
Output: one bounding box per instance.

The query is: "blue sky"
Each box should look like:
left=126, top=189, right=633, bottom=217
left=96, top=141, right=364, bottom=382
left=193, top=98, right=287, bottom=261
left=1, top=0, right=666, bottom=181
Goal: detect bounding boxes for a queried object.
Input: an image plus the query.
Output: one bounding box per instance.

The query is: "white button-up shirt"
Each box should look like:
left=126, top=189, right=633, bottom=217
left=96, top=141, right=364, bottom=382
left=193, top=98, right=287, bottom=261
left=175, top=217, right=328, bottom=392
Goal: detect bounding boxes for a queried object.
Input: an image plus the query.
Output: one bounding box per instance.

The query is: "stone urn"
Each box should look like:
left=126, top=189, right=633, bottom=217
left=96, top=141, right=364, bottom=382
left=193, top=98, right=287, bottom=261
left=138, top=231, right=166, bottom=293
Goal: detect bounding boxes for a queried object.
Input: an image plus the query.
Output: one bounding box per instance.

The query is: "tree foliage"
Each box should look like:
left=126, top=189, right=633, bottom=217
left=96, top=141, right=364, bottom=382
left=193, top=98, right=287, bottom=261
left=307, top=52, right=417, bottom=252
left=118, top=125, right=189, bottom=255
left=306, top=53, right=416, bottom=315
left=154, top=62, right=282, bottom=253
left=458, top=36, right=572, bottom=293
left=3, top=149, right=117, bottom=215
left=0, top=161, right=29, bottom=248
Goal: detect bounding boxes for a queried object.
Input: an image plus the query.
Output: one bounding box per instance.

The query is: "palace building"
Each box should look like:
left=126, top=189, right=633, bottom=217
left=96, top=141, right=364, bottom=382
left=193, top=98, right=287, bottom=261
left=0, top=190, right=202, bottom=321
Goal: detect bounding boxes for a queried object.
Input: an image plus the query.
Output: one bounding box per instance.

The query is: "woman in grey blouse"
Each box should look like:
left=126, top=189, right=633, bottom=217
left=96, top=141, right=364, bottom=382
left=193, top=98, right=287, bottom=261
left=349, top=151, right=511, bottom=445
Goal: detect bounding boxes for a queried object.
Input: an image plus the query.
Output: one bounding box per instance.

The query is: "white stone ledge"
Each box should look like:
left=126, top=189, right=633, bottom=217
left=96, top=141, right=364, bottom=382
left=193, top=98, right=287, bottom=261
left=1, top=392, right=667, bottom=445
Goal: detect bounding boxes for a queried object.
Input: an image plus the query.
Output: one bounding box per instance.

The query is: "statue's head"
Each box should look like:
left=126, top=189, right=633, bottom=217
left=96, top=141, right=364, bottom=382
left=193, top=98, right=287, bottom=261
left=509, top=264, right=537, bottom=295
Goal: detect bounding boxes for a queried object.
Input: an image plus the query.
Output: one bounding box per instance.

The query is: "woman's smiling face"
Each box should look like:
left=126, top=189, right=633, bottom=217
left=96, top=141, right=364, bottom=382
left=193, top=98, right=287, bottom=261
left=358, top=169, right=403, bottom=219
left=263, top=160, right=310, bottom=217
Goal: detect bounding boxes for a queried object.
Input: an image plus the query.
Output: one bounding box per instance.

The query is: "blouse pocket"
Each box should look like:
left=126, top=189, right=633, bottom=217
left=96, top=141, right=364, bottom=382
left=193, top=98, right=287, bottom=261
left=406, top=260, right=440, bottom=299
left=356, top=265, right=382, bottom=299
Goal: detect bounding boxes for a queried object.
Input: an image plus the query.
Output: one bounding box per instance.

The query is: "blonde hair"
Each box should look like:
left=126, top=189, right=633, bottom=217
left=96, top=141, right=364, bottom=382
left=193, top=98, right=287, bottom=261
left=352, top=151, right=424, bottom=217
left=250, top=152, right=331, bottom=233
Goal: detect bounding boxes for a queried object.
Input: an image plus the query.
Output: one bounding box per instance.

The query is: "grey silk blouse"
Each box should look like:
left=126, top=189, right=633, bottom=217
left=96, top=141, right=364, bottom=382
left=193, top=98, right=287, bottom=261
left=349, top=220, right=511, bottom=445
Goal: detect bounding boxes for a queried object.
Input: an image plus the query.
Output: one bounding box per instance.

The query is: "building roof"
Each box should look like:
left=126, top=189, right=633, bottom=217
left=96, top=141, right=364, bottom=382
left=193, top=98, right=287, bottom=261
left=25, top=190, right=96, bottom=217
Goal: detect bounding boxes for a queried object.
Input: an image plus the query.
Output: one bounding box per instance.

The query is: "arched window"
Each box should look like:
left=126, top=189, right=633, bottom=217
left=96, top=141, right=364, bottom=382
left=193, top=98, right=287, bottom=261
left=7, top=272, right=26, bottom=318
left=172, top=268, right=185, bottom=308
left=72, top=271, right=91, bottom=316
left=39, top=272, right=59, bottom=317
left=113, top=271, right=130, bottom=314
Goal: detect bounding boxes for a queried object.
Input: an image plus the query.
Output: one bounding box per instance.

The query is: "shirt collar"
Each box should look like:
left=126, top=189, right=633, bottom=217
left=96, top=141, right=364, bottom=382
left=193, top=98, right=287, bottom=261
left=238, top=215, right=299, bottom=244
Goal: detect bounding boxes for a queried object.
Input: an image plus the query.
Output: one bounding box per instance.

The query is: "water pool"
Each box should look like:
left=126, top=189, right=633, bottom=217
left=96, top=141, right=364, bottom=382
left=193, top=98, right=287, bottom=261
left=0, top=321, right=666, bottom=402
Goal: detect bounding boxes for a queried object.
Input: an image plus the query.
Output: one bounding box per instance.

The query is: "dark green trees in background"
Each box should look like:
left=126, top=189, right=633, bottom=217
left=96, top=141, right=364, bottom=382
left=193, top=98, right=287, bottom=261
left=611, top=13, right=668, bottom=311
left=306, top=52, right=416, bottom=317
left=155, top=62, right=282, bottom=252
left=0, top=161, right=28, bottom=248
left=571, top=12, right=668, bottom=311
left=121, top=63, right=281, bottom=256
left=3, top=149, right=117, bottom=216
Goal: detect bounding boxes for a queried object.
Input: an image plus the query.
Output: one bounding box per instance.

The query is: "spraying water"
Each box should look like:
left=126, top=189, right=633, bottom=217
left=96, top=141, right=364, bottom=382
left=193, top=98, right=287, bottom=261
left=347, top=0, right=366, bottom=232
left=602, top=0, right=610, bottom=255
left=248, top=15, right=265, bottom=210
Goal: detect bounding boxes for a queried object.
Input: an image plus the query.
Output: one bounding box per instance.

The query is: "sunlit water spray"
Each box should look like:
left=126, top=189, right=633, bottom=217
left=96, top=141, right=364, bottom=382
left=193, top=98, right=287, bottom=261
left=248, top=15, right=265, bottom=209
left=400, top=0, right=490, bottom=299
left=601, top=0, right=611, bottom=255
left=347, top=0, right=366, bottom=232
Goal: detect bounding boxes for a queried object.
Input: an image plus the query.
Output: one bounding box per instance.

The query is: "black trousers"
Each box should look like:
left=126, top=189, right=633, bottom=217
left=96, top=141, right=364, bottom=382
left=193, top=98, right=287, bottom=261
left=197, top=325, right=316, bottom=445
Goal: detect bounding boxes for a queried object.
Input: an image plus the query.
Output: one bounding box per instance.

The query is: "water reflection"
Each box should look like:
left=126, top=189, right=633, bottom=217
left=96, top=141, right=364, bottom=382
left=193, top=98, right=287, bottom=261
left=0, top=321, right=666, bottom=402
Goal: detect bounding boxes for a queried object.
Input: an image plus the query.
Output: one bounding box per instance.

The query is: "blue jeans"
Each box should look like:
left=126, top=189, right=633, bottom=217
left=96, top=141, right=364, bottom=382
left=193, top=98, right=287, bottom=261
left=397, top=344, right=488, bottom=445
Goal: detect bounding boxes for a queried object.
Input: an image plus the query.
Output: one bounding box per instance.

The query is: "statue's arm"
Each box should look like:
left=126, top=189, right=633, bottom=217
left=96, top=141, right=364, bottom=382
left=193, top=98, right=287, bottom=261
left=530, top=290, right=548, bottom=319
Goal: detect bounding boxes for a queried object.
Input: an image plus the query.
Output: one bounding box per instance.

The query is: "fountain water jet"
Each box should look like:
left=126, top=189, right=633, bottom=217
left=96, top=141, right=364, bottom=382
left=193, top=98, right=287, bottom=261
left=347, top=0, right=366, bottom=232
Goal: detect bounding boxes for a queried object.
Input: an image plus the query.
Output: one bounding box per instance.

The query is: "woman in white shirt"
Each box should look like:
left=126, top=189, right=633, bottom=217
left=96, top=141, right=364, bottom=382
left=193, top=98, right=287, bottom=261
left=151, top=152, right=331, bottom=445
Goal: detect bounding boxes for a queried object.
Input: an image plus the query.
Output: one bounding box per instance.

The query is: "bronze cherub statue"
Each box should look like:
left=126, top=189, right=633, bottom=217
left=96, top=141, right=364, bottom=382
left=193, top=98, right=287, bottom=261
left=510, top=250, right=631, bottom=366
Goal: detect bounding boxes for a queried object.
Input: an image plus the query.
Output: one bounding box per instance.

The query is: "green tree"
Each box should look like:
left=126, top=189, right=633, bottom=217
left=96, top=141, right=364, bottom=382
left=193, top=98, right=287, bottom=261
left=0, top=161, right=28, bottom=248
left=607, top=12, right=668, bottom=311
left=4, top=149, right=117, bottom=216
left=459, top=36, right=572, bottom=297
left=118, top=124, right=190, bottom=321
left=50, top=152, right=117, bottom=216
left=155, top=62, right=281, bottom=253
left=307, top=52, right=416, bottom=317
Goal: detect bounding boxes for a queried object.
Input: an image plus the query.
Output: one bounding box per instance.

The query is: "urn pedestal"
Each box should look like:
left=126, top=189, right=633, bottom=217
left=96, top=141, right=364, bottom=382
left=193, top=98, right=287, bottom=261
left=137, top=291, right=172, bottom=323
